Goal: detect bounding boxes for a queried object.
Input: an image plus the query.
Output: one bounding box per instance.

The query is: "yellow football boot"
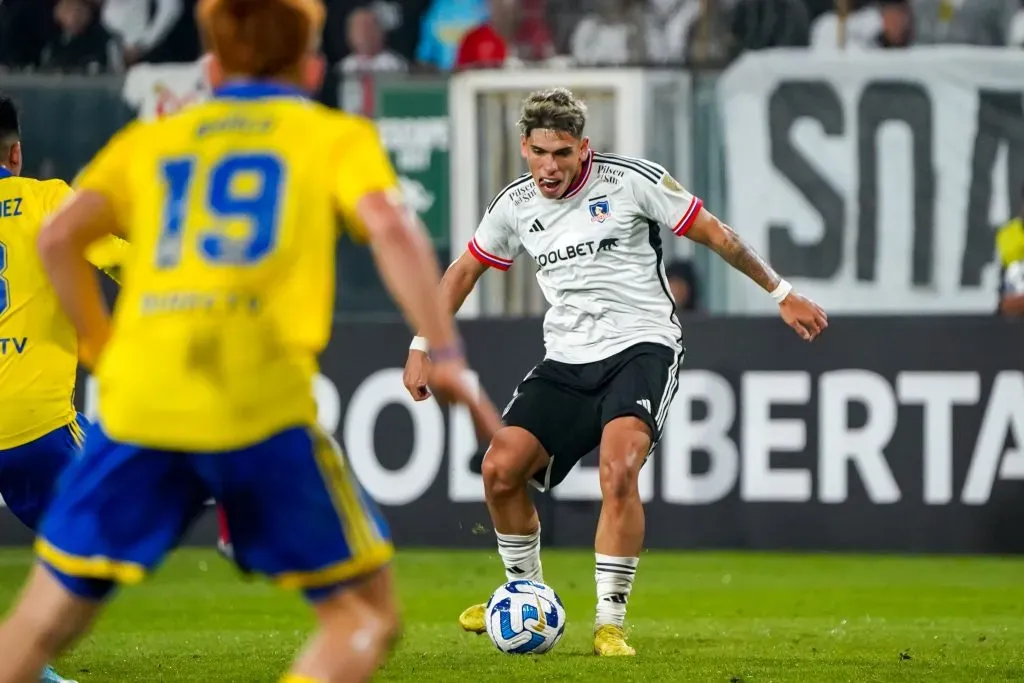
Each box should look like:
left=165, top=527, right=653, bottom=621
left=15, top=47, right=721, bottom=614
left=593, top=624, right=636, bottom=656
left=458, top=603, right=487, bottom=634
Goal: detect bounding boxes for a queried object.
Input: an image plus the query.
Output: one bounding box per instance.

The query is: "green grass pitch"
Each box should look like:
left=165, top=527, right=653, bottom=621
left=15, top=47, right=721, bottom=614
left=1, top=548, right=1023, bottom=682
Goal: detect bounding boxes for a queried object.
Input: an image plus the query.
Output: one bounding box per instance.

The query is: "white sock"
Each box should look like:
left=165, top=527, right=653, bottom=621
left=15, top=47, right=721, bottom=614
left=594, top=554, right=638, bottom=628
left=496, top=528, right=543, bottom=583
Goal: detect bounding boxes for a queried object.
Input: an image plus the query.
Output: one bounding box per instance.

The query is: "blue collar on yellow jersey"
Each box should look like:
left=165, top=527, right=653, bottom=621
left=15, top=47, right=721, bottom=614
left=0, top=167, right=12, bottom=179
left=212, top=82, right=307, bottom=100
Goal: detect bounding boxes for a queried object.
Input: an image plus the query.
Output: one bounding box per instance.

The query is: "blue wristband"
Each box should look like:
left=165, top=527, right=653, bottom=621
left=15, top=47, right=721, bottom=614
left=430, top=340, right=464, bottom=363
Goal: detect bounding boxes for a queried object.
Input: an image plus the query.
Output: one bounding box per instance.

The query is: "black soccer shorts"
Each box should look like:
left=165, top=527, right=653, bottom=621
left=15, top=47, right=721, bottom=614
left=500, top=342, right=682, bottom=491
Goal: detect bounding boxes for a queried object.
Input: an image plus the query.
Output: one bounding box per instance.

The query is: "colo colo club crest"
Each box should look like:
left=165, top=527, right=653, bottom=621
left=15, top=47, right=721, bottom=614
left=588, top=196, right=611, bottom=222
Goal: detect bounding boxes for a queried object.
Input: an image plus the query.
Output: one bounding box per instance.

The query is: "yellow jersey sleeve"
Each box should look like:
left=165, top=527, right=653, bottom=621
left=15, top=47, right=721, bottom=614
left=73, top=122, right=142, bottom=236
left=41, top=178, right=73, bottom=215
left=35, top=179, right=126, bottom=281
left=85, top=235, right=130, bottom=283
left=332, top=118, right=399, bottom=242
left=996, top=218, right=1024, bottom=267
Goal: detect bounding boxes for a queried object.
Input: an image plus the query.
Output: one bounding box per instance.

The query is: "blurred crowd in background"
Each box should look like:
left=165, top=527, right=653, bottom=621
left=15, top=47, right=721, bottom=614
left=2, top=0, right=1024, bottom=75
left=2, top=0, right=1022, bottom=321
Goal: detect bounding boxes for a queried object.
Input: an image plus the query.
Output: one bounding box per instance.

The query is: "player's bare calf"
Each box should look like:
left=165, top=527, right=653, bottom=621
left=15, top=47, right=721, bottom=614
left=596, top=416, right=650, bottom=558
left=592, top=416, right=652, bottom=656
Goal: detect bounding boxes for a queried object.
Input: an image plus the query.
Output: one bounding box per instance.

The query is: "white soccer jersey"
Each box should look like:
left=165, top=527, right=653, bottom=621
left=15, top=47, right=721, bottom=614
left=468, top=151, right=703, bottom=364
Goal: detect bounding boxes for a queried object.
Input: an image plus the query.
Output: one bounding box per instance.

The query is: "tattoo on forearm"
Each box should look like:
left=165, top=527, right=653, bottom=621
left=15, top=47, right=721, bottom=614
left=712, top=223, right=781, bottom=292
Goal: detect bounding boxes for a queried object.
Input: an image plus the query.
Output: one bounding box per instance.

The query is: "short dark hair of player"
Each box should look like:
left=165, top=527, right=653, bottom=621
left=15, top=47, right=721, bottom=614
left=196, top=0, right=325, bottom=80
left=0, top=95, right=20, bottom=152
left=517, top=88, right=588, bottom=140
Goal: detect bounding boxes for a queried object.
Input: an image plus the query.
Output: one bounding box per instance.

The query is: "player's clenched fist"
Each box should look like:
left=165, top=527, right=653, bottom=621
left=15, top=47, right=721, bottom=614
left=403, top=349, right=432, bottom=400
left=779, top=292, right=828, bottom=342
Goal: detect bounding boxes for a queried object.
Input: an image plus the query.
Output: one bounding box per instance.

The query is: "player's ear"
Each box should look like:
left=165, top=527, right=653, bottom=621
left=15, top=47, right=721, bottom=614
left=579, top=136, right=590, bottom=158
left=9, top=141, right=22, bottom=176
left=302, top=53, right=326, bottom=94
left=520, top=134, right=529, bottom=159
left=203, top=53, right=225, bottom=90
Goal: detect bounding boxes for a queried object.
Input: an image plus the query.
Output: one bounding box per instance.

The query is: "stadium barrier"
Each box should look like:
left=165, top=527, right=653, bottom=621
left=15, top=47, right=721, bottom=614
left=3, top=316, right=1021, bottom=554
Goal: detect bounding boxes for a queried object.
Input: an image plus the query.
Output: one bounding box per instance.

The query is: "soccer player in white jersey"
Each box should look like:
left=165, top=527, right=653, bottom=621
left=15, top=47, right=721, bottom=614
left=402, top=88, right=828, bottom=656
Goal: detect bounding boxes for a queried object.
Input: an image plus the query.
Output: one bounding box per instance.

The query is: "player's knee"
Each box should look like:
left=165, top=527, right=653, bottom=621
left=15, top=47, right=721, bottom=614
left=482, top=455, right=518, bottom=498
left=599, top=456, right=640, bottom=501
left=599, top=437, right=647, bottom=501
left=481, top=431, right=532, bottom=497
left=319, top=596, right=399, bottom=665
left=351, top=599, right=400, bottom=654
left=372, top=590, right=401, bottom=637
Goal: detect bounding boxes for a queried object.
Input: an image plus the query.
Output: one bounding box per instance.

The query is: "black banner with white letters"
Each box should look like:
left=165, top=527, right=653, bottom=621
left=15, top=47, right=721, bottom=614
left=2, top=316, right=1022, bottom=553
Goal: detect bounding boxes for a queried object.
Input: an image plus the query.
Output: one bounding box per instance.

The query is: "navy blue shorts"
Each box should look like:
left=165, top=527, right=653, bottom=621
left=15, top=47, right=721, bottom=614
left=36, top=421, right=393, bottom=603
left=0, top=414, right=88, bottom=530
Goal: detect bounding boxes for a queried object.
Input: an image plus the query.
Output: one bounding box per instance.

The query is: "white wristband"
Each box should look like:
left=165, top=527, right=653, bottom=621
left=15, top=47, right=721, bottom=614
left=409, top=336, right=429, bottom=353
left=770, top=279, right=793, bottom=304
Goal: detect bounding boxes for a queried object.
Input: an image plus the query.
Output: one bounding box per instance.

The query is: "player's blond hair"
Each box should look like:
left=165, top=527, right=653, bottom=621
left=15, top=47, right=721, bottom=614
left=517, top=88, right=588, bottom=139
left=196, top=0, right=325, bottom=79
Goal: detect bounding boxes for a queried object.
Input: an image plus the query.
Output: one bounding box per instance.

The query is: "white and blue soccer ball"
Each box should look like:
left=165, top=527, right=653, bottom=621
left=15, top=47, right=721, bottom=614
left=484, top=579, right=567, bottom=655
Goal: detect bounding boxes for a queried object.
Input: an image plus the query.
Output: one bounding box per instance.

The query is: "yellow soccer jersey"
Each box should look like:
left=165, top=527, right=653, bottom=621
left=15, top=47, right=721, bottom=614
left=996, top=218, right=1024, bottom=267
left=74, top=82, right=399, bottom=451
left=0, top=172, right=129, bottom=449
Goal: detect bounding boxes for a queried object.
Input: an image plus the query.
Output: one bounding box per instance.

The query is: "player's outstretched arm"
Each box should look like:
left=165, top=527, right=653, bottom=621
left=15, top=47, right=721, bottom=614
left=439, top=251, right=490, bottom=317
left=357, top=192, right=500, bottom=438
left=37, top=191, right=117, bottom=368
left=685, top=207, right=829, bottom=342
left=358, top=190, right=461, bottom=354
left=404, top=251, right=488, bottom=401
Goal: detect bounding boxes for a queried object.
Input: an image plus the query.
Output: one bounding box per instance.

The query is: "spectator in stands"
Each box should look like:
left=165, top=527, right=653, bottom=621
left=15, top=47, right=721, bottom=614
left=570, top=0, right=647, bottom=65
left=877, top=0, right=912, bottom=46
left=338, top=6, right=408, bottom=116
left=42, top=0, right=115, bottom=73
left=0, top=0, right=55, bottom=69
left=325, top=0, right=430, bottom=65
left=666, top=260, right=703, bottom=314
left=810, top=0, right=910, bottom=49
left=101, top=0, right=199, bottom=67
left=454, top=0, right=553, bottom=69
left=570, top=0, right=709, bottom=66
left=416, top=0, right=489, bottom=71
left=546, top=0, right=583, bottom=55
left=996, top=195, right=1024, bottom=317
left=1009, top=7, right=1024, bottom=46
left=686, top=0, right=736, bottom=65
left=647, top=0, right=704, bottom=64
left=730, top=0, right=811, bottom=52
left=911, top=0, right=1017, bottom=45
left=340, top=8, right=408, bottom=74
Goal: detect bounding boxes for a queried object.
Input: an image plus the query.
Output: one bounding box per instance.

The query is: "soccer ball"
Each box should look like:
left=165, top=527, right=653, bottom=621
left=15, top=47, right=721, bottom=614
left=1005, top=260, right=1024, bottom=295
left=484, top=579, right=566, bottom=655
